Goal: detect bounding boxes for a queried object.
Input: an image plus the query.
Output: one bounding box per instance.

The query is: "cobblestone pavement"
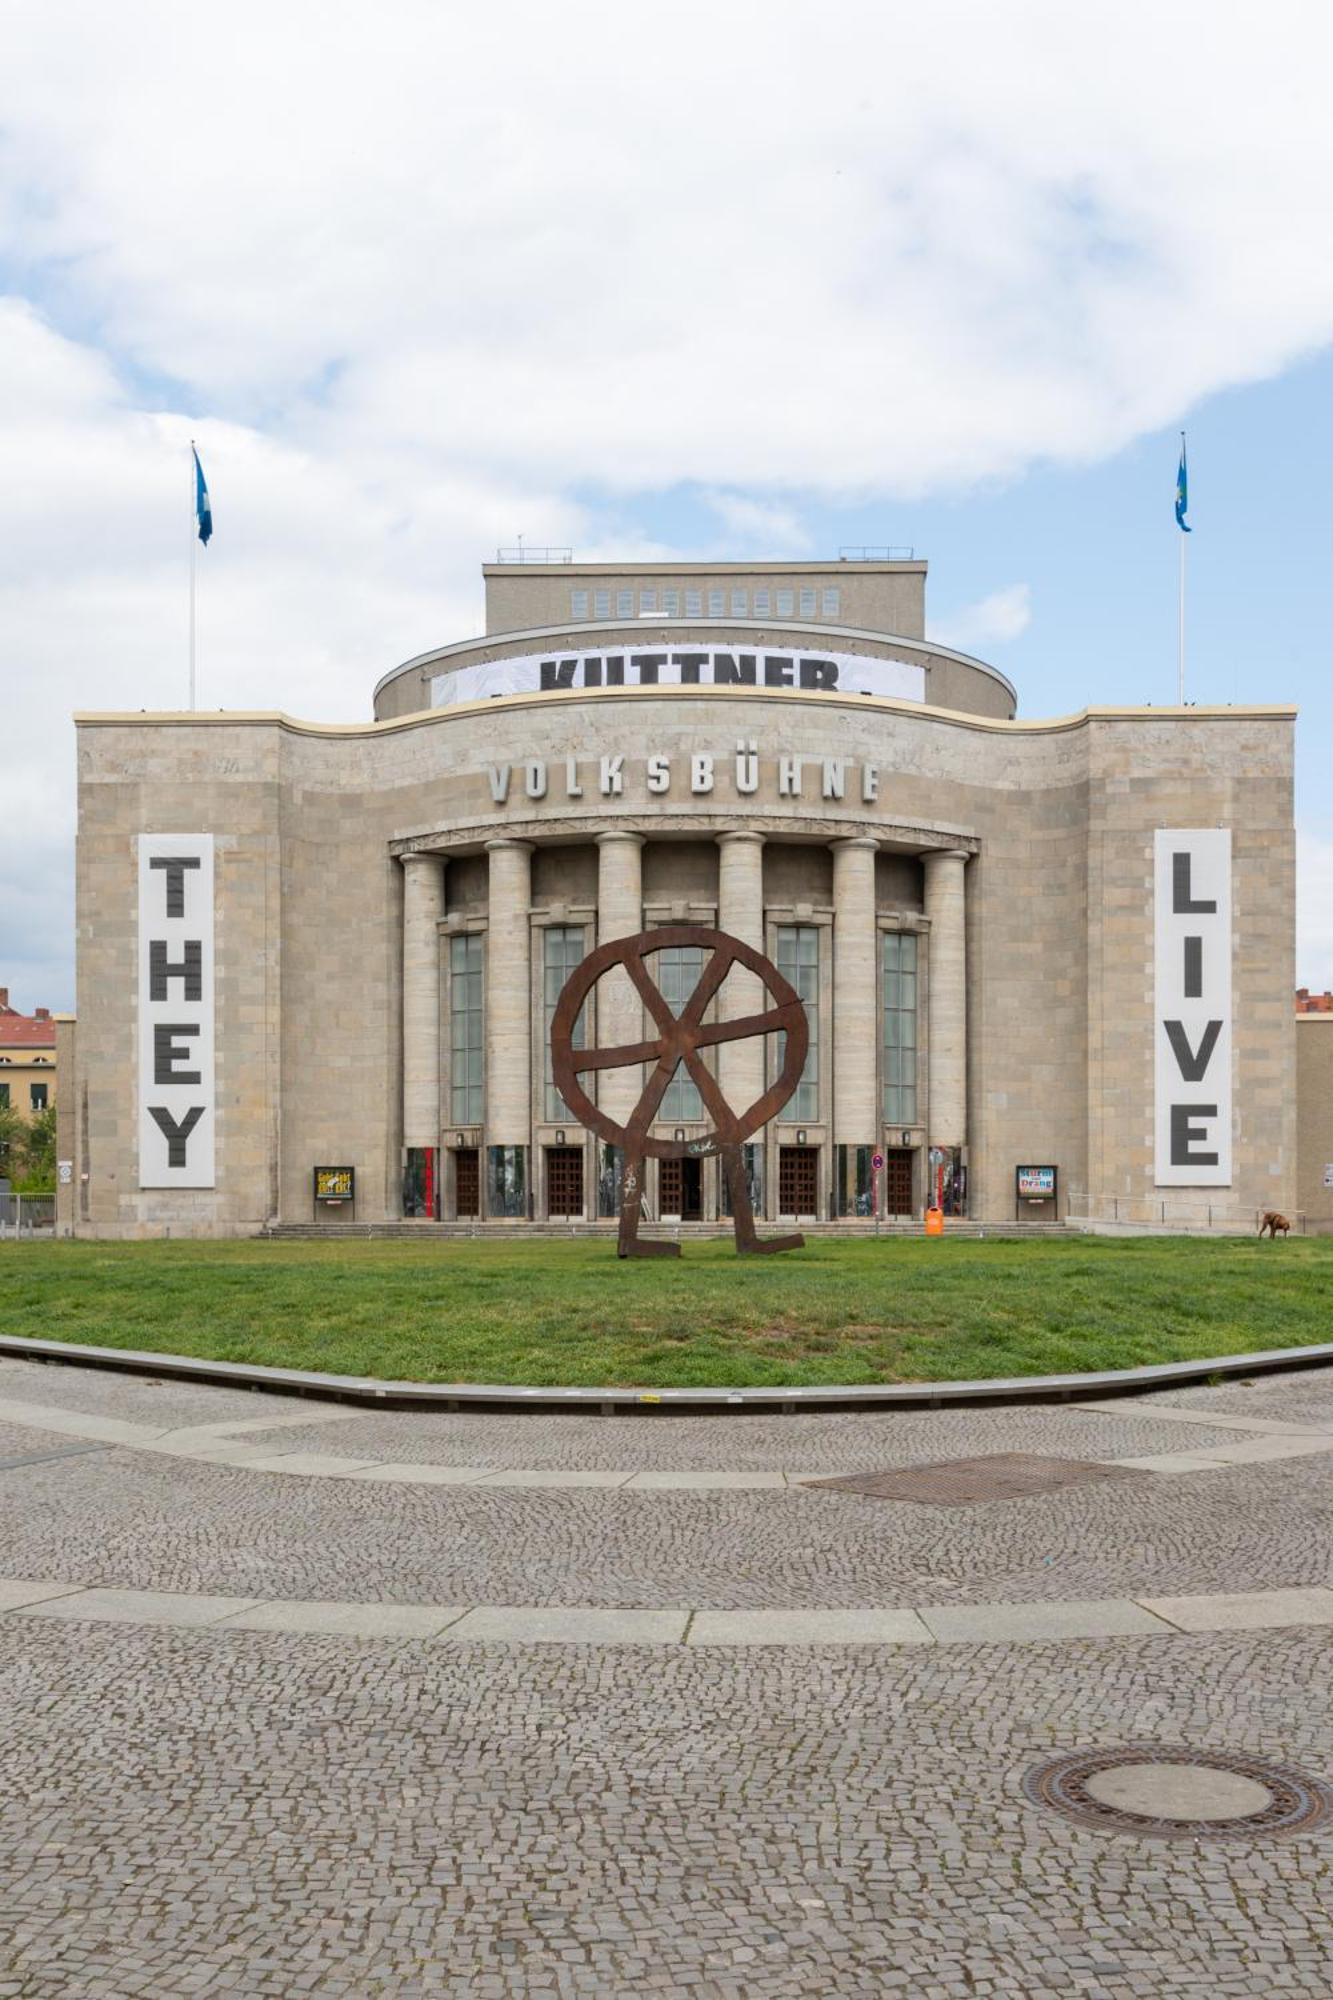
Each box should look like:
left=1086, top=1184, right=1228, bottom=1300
left=1, top=1355, right=1332, bottom=1997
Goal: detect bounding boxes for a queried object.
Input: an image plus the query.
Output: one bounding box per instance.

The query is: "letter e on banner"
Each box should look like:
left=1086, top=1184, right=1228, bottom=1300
left=1154, top=828, right=1230, bottom=1186
left=139, top=834, right=215, bottom=1188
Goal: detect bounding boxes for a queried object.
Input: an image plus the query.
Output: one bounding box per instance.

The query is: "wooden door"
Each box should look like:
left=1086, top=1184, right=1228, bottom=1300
left=546, top=1146, right=584, bottom=1218
left=778, top=1146, right=818, bottom=1216
left=883, top=1148, right=914, bottom=1215
left=454, top=1148, right=479, bottom=1218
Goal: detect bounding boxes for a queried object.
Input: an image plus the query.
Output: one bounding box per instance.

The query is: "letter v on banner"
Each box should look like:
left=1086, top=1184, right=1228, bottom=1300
left=1154, top=829, right=1231, bottom=1186
left=139, top=834, right=216, bottom=1187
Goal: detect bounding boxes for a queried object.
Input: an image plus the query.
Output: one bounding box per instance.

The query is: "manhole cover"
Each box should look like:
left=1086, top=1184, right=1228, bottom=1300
left=1023, top=1746, right=1333, bottom=1842
left=804, top=1454, right=1148, bottom=1507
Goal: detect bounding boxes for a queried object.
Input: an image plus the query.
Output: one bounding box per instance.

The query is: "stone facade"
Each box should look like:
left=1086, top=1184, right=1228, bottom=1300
left=58, top=559, right=1298, bottom=1237
left=1296, top=1015, right=1333, bottom=1234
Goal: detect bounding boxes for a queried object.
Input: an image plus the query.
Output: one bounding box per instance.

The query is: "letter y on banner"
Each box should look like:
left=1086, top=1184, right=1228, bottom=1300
left=138, top=834, right=216, bottom=1187
left=1154, top=828, right=1231, bottom=1186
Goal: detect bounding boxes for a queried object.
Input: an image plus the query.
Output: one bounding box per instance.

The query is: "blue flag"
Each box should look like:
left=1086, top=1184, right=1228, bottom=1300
left=1175, top=435, right=1190, bottom=533
left=193, top=445, right=213, bottom=546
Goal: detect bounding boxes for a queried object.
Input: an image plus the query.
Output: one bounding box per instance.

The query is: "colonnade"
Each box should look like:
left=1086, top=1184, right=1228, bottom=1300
left=399, top=833, right=969, bottom=1215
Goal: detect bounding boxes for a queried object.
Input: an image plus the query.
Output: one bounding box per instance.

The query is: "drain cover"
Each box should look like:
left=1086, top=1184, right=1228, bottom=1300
left=1023, top=1746, right=1333, bottom=1842
left=805, top=1454, right=1148, bottom=1507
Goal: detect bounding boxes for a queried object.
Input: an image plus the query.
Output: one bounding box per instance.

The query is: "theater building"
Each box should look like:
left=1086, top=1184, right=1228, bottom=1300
left=58, top=553, right=1297, bottom=1236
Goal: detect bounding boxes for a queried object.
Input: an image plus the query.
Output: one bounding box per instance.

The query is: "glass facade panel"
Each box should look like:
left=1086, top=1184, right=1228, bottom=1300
left=882, top=931, right=918, bottom=1125
left=653, top=944, right=706, bottom=1120
left=486, top=1145, right=526, bottom=1218
left=776, top=925, right=819, bottom=1121
left=449, top=932, right=484, bottom=1125
left=544, top=926, right=587, bottom=1120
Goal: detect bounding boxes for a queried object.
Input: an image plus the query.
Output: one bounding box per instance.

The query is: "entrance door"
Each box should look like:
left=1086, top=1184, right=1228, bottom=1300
left=546, top=1146, right=584, bottom=1218
left=659, top=1157, right=702, bottom=1220
left=778, top=1145, right=818, bottom=1217
left=883, top=1148, right=914, bottom=1216
left=454, top=1148, right=479, bottom=1218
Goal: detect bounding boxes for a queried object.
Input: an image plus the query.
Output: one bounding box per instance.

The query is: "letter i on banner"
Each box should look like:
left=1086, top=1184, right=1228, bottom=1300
left=139, top=834, right=216, bottom=1187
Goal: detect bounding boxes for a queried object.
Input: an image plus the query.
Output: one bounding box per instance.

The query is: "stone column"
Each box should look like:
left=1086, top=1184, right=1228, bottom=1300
left=595, top=832, right=644, bottom=1130
left=832, top=838, right=880, bottom=1147
left=400, top=853, right=445, bottom=1149
left=922, top=848, right=969, bottom=1149
left=485, top=840, right=533, bottom=1146
left=717, top=832, right=765, bottom=1116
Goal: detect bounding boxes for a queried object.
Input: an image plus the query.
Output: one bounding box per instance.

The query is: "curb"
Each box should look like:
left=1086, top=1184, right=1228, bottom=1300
left=1, top=1332, right=1331, bottom=1415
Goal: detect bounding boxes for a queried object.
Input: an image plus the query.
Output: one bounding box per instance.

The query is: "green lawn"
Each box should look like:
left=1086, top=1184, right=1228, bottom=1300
left=0, top=1235, right=1329, bottom=1387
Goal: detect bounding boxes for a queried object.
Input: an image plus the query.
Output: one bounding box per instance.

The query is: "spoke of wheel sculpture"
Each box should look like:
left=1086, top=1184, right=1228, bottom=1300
left=549, top=924, right=809, bottom=1258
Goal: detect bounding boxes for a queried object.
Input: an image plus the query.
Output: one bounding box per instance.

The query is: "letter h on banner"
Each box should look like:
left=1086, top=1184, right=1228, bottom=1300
left=138, top=834, right=216, bottom=1188
left=1154, top=829, right=1231, bottom=1186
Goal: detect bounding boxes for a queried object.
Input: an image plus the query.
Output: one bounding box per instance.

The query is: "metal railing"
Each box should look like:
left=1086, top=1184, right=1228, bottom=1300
left=1066, top=1190, right=1306, bottom=1234
left=0, top=1194, right=55, bottom=1236
left=493, top=547, right=573, bottom=564
left=837, top=545, right=915, bottom=561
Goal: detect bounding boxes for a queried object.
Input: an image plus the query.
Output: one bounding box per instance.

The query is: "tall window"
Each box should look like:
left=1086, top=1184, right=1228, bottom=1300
left=799, top=586, right=817, bottom=616
left=30, top=1082, right=48, bottom=1111
left=571, top=589, right=589, bottom=619
left=730, top=589, right=747, bottom=617
left=639, top=589, right=658, bottom=614
left=593, top=589, right=610, bottom=618
left=822, top=587, right=841, bottom=618
left=776, top=926, right=819, bottom=1120
left=707, top=588, right=725, bottom=617
left=544, top=926, right=586, bottom=1120
left=616, top=589, right=633, bottom=617
left=753, top=588, right=770, bottom=616
left=776, top=589, right=794, bottom=616
left=882, top=932, right=918, bottom=1124
left=685, top=590, right=702, bottom=617
left=654, top=943, right=706, bottom=1120
left=450, top=933, right=483, bottom=1125
left=662, top=589, right=680, bottom=616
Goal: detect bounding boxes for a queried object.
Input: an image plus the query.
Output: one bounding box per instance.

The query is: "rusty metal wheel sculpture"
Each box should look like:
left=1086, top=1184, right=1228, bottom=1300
left=549, top=924, right=808, bottom=1258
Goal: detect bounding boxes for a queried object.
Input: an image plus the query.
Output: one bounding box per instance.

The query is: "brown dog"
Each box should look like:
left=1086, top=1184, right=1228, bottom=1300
left=1258, top=1210, right=1291, bottom=1238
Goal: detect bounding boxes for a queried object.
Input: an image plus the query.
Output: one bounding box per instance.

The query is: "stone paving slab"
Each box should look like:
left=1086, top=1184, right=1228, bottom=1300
left=918, top=1598, right=1174, bottom=1643
left=215, top=1599, right=466, bottom=1639
left=1141, top=1587, right=1333, bottom=1632
left=0, top=1578, right=85, bottom=1611
left=19, top=1587, right=263, bottom=1628
left=449, top=1606, right=687, bottom=1644
left=688, top=1608, right=934, bottom=1646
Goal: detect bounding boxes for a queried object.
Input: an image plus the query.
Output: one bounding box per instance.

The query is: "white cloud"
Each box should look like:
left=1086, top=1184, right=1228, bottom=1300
left=933, top=583, right=1033, bottom=652
left=4, top=1, right=1333, bottom=1003
left=1298, top=831, right=1333, bottom=993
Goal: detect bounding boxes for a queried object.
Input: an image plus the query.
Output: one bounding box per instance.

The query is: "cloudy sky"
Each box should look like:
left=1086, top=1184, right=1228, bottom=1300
left=3, top=0, right=1332, bottom=1009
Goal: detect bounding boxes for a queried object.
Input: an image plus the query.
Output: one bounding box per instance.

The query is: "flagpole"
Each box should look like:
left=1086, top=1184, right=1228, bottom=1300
left=1178, top=516, right=1185, bottom=706
left=189, top=439, right=197, bottom=712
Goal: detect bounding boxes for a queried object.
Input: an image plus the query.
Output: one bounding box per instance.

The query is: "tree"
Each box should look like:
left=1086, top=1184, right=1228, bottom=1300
left=11, top=1103, right=56, bottom=1192
left=0, top=1103, right=24, bottom=1183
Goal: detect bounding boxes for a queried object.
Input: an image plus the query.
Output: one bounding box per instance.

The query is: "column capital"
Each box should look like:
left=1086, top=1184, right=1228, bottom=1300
left=594, top=830, right=645, bottom=848
left=918, top=846, right=971, bottom=864
left=484, top=837, right=535, bottom=855
left=399, top=848, right=444, bottom=868
left=831, top=835, right=879, bottom=853
left=716, top=830, right=765, bottom=848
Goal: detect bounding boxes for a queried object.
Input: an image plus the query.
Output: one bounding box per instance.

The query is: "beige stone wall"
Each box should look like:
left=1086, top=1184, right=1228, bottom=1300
left=481, top=562, right=927, bottom=641
left=1297, top=1018, right=1333, bottom=1233
left=71, top=692, right=1297, bottom=1234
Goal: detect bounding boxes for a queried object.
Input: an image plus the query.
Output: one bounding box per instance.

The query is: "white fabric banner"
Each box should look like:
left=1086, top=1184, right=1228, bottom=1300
left=138, top=833, right=215, bottom=1189
left=1154, top=828, right=1231, bottom=1187
left=431, top=645, right=926, bottom=708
